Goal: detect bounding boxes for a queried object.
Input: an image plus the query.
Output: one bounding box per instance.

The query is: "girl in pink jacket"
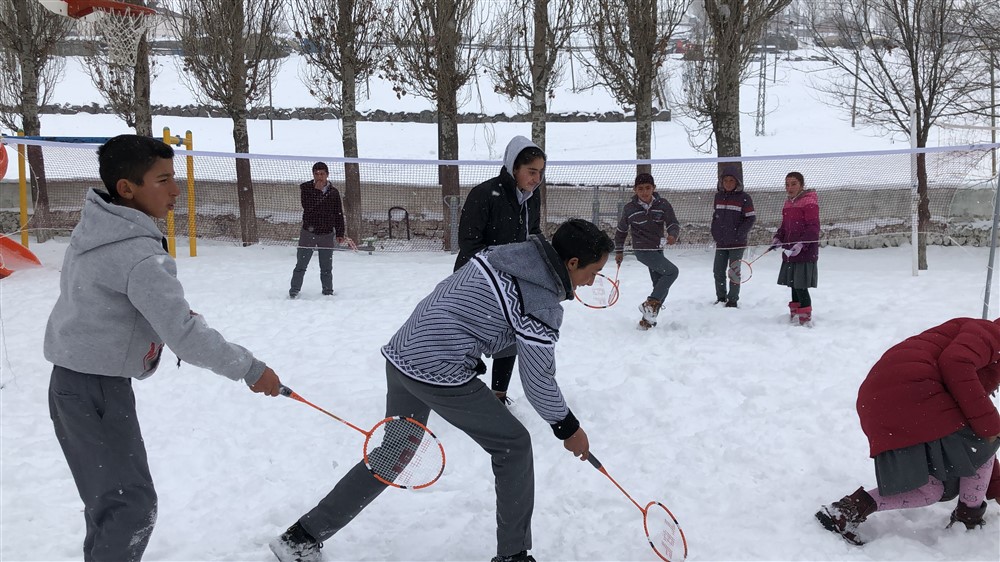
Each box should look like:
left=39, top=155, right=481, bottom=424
left=771, top=172, right=819, bottom=324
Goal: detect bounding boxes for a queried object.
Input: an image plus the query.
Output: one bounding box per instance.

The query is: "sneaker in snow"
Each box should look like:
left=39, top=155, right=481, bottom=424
left=491, top=551, right=536, bottom=562
left=269, top=522, right=322, bottom=562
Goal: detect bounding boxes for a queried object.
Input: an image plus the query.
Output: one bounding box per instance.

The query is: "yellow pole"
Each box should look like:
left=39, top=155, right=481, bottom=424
left=162, top=127, right=176, bottom=258
left=17, top=131, right=28, bottom=248
left=185, top=131, right=196, bottom=257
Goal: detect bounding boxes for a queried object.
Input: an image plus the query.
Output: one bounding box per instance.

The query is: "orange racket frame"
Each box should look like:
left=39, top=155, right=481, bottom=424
left=574, top=264, right=620, bottom=309
left=279, top=385, right=446, bottom=489
left=588, top=452, right=688, bottom=561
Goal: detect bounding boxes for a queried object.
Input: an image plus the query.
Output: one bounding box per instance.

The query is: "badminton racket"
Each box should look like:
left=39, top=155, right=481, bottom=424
left=279, top=385, right=446, bottom=490
left=588, top=453, right=688, bottom=562
left=725, top=247, right=774, bottom=285
left=574, top=264, right=620, bottom=309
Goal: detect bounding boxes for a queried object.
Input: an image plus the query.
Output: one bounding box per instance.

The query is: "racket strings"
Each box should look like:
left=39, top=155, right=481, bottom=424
left=365, top=417, right=445, bottom=489
left=575, top=272, right=620, bottom=308
left=644, top=502, right=687, bottom=562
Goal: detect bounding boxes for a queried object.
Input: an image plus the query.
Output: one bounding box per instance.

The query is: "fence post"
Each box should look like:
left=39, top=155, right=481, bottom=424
left=444, top=195, right=461, bottom=253
left=983, top=172, right=1000, bottom=319
left=591, top=185, right=600, bottom=226
left=162, top=127, right=177, bottom=258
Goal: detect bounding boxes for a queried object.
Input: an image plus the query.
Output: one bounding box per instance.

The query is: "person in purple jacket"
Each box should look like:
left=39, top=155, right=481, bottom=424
left=289, top=161, right=355, bottom=299
left=711, top=165, right=756, bottom=308
left=614, top=173, right=681, bottom=330
left=770, top=171, right=819, bottom=324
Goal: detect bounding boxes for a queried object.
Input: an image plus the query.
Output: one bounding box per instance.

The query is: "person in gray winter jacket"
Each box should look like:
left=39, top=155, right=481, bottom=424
left=270, top=219, right=614, bottom=562
left=711, top=165, right=756, bottom=307
left=454, top=135, right=546, bottom=405
left=44, top=135, right=282, bottom=562
left=614, top=173, right=681, bottom=330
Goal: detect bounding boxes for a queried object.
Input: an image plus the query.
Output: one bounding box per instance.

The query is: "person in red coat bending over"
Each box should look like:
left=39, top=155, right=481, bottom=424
left=816, top=317, right=1000, bottom=545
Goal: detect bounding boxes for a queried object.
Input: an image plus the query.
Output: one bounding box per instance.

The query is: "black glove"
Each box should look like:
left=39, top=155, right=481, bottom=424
left=474, top=358, right=487, bottom=375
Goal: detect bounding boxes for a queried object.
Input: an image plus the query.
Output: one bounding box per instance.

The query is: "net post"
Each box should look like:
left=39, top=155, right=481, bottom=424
left=161, top=127, right=176, bottom=258
left=16, top=130, right=28, bottom=248
left=909, top=112, right=918, bottom=276
left=983, top=172, right=1000, bottom=320
left=184, top=131, right=196, bottom=258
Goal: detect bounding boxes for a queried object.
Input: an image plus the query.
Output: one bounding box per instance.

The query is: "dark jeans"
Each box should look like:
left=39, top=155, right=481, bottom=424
left=635, top=249, right=679, bottom=303
left=299, top=361, right=534, bottom=557
left=290, top=228, right=335, bottom=294
left=49, top=366, right=157, bottom=562
left=713, top=248, right=745, bottom=302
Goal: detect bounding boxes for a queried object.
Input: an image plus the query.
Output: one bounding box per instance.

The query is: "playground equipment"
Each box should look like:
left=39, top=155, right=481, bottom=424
left=0, top=235, right=42, bottom=278
left=0, top=140, right=8, bottom=181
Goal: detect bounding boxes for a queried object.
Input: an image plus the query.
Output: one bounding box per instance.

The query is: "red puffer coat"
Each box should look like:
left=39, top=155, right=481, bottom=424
left=857, top=318, right=1000, bottom=501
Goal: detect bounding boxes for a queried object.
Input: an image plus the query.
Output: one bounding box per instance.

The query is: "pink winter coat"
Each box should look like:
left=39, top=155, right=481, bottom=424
left=774, top=190, right=819, bottom=263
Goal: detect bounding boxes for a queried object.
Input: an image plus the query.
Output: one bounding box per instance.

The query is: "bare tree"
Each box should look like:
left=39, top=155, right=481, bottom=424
left=486, top=0, right=574, bottom=152
left=382, top=0, right=488, bottom=250
left=290, top=0, right=385, bottom=244
left=171, top=0, right=285, bottom=245
left=579, top=0, right=690, bottom=174
left=810, top=0, right=988, bottom=269
left=0, top=0, right=71, bottom=243
left=679, top=0, right=792, bottom=158
left=484, top=0, right=574, bottom=228
left=80, top=0, right=157, bottom=135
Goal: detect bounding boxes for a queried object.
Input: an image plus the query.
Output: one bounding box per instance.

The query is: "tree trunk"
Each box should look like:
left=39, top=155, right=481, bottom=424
left=714, top=50, right=743, bottom=158
left=916, top=151, right=929, bottom=270
left=341, top=57, right=362, bottom=244
left=338, top=0, right=362, bottom=244
left=133, top=34, right=152, bottom=136
left=635, top=78, right=653, bottom=175
left=18, top=44, right=53, bottom=242
left=437, top=18, right=460, bottom=252
left=232, top=112, right=257, bottom=246
left=531, top=0, right=549, bottom=233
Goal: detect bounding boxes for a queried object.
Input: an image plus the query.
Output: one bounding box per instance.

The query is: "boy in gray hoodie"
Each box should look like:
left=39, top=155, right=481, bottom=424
left=270, top=219, right=614, bottom=562
left=44, top=135, right=282, bottom=562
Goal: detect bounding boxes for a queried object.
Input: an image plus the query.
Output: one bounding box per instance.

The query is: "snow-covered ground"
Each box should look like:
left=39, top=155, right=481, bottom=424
left=2, top=45, right=1000, bottom=562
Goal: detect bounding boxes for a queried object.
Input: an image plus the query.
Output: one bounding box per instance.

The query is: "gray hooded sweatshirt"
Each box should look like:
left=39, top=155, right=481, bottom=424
left=44, top=189, right=265, bottom=385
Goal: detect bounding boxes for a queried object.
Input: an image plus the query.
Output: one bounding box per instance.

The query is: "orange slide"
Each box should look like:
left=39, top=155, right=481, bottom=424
left=0, top=235, right=42, bottom=279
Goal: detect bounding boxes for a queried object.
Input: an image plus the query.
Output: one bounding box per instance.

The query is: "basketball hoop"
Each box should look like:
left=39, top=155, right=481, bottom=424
left=40, top=0, right=156, bottom=67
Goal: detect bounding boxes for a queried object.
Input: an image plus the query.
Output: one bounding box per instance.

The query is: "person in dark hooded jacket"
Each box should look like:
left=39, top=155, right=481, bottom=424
left=815, top=317, right=1000, bottom=546
left=710, top=165, right=756, bottom=307
left=454, top=136, right=546, bottom=404
left=271, top=219, right=614, bottom=562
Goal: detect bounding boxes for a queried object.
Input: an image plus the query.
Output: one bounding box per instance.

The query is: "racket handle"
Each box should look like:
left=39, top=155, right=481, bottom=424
left=587, top=453, right=602, bottom=469
left=278, top=384, right=293, bottom=397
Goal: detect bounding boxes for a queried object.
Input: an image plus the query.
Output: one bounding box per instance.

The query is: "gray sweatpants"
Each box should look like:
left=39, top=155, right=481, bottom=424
left=635, top=249, right=679, bottom=303
left=48, top=366, right=157, bottom=562
left=299, top=361, right=534, bottom=557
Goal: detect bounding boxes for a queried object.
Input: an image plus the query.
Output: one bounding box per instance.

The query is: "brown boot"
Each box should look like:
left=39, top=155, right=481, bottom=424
left=948, top=501, right=987, bottom=529
left=639, top=298, right=662, bottom=325
left=815, top=487, right=876, bottom=545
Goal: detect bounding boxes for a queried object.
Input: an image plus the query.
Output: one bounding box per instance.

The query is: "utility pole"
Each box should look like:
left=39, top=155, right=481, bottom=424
left=755, top=33, right=767, bottom=136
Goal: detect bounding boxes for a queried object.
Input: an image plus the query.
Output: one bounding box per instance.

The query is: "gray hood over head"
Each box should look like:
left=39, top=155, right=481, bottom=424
left=503, top=135, right=542, bottom=178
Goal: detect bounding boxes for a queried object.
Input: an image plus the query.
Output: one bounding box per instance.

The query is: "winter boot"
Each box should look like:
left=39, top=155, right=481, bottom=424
left=788, top=301, right=800, bottom=321
left=638, top=318, right=655, bottom=330
left=639, top=298, right=662, bottom=324
left=491, top=551, right=536, bottom=562
left=269, top=522, right=323, bottom=562
left=815, top=487, right=876, bottom=546
left=796, top=306, right=812, bottom=326
left=947, top=501, right=987, bottom=530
